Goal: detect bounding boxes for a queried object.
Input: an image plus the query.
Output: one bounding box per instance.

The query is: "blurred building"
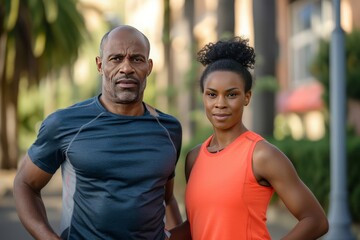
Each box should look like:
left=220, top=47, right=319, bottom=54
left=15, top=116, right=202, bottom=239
left=276, top=0, right=360, bottom=140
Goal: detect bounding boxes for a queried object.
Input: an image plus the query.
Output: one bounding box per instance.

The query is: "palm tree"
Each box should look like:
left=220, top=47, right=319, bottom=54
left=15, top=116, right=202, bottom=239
left=0, top=0, right=87, bottom=169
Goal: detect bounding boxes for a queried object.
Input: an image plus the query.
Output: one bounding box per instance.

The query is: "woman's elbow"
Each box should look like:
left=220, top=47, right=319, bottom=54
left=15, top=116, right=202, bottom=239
left=321, top=216, right=329, bottom=235
left=316, top=214, right=329, bottom=237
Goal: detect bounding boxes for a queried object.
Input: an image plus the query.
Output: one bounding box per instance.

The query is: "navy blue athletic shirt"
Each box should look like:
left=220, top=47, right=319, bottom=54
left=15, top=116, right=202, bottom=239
left=28, top=95, right=182, bottom=239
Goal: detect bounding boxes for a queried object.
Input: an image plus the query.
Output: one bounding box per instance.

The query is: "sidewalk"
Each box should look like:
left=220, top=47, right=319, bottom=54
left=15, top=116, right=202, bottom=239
left=1, top=170, right=359, bottom=239
left=0, top=170, right=62, bottom=239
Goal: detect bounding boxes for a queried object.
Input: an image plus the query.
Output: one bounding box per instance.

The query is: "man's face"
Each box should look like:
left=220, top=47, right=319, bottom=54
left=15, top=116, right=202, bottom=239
left=96, top=28, right=153, bottom=105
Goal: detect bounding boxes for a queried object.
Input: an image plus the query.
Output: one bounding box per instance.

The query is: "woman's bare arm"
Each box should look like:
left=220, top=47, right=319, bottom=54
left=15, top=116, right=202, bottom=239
left=253, top=141, right=329, bottom=240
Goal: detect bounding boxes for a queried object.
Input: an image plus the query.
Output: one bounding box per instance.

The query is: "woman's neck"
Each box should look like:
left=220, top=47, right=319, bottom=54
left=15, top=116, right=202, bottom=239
left=208, top=124, right=248, bottom=152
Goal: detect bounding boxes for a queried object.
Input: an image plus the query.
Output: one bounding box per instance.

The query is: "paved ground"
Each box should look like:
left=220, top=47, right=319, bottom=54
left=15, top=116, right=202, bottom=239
left=1, top=170, right=62, bottom=239
left=1, top=170, right=359, bottom=239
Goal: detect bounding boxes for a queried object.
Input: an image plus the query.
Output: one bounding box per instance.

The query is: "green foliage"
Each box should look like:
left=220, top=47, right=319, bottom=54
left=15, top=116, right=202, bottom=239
left=268, top=133, right=360, bottom=222
left=347, top=135, right=360, bottom=221
left=1, top=0, right=91, bottom=168
left=311, top=30, right=360, bottom=105
left=1, top=0, right=88, bottom=85
left=181, top=119, right=213, bottom=157
left=253, top=75, right=279, bottom=93
left=18, top=83, right=44, bottom=152
left=175, top=117, right=212, bottom=188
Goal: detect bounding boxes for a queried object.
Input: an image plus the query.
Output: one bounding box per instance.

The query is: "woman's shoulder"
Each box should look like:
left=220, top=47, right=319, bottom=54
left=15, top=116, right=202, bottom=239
left=253, top=138, right=295, bottom=183
left=185, top=144, right=202, bottom=181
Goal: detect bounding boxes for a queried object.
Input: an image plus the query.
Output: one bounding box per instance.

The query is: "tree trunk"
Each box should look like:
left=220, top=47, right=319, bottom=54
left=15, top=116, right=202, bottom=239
left=0, top=30, right=20, bottom=169
left=0, top=74, right=10, bottom=169
left=0, top=67, right=19, bottom=169
left=163, top=0, right=174, bottom=107
left=217, top=0, right=235, bottom=39
left=252, top=0, right=277, bottom=137
left=184, top=0, right=197, bottom=138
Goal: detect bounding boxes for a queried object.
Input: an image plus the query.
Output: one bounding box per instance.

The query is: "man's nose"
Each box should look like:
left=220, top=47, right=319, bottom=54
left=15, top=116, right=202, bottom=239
left=119, top=59, right=134, bottom=75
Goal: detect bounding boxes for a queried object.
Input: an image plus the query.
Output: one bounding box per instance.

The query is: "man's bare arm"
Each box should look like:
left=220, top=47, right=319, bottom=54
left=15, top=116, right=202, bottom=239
left=13, top=154, right=60, bottom=240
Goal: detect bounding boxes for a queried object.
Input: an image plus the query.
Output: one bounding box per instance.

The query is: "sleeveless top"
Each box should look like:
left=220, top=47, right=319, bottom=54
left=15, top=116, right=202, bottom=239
left=185, top=131, right=274, bottom=240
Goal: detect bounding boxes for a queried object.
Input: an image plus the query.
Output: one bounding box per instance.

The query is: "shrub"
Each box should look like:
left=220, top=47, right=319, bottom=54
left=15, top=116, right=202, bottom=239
left=311, top=29, right=360, bottom=105
left=268, top=133, right=360, bottom=222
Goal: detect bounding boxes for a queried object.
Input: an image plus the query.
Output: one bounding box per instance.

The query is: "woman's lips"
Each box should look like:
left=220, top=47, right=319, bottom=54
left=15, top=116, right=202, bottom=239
left=213, top=113, right=230, bottom=121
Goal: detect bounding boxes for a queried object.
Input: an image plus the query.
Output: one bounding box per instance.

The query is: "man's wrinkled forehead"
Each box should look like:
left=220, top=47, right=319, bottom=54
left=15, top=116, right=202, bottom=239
left=99, top=26, right=150, bottom=57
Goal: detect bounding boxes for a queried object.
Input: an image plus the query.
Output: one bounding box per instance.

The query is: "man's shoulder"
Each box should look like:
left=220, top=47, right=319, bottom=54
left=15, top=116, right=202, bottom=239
left=66, top=96, right=99, bottom=110
left=43, top=96, right=99, bottom=124
left=154, top=108, right=179, bottom=122
left=156, top=110, right=182, bottom=128
left=52, top=96, right=98, bottom=115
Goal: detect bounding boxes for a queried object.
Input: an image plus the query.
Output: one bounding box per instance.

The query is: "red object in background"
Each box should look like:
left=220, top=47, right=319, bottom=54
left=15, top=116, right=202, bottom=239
left=277, top=82, right=324, bottom=113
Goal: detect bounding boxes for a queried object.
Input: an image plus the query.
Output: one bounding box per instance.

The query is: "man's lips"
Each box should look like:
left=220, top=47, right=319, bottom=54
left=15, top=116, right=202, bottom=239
left=115, top=79, right=138, bottom=88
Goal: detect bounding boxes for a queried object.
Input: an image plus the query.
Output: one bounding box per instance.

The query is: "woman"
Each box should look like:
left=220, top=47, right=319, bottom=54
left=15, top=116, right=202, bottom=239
left=179, top=37, right=328, bottom=240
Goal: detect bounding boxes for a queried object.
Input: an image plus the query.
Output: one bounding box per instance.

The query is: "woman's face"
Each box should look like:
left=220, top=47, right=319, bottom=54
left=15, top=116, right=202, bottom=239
left=202, top=71, right=251, bottom=131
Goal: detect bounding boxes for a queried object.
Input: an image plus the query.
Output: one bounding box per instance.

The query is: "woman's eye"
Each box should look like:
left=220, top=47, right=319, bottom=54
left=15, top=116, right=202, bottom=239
left=207, top=93, right=216, bottom=97
left=227, top=93, right=238, bottom=98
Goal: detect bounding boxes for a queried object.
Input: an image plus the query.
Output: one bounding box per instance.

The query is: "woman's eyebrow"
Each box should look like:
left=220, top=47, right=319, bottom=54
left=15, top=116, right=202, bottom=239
left=205, top=87, right=239, bottom=92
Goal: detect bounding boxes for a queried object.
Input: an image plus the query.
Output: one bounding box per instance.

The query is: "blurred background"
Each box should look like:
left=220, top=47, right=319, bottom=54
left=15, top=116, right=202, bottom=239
left=1, top=0, right=360, bottom=239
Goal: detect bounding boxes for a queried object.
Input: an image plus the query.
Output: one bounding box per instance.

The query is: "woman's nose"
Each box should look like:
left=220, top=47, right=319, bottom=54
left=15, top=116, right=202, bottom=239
left=215, top=95, right=226, bottom=108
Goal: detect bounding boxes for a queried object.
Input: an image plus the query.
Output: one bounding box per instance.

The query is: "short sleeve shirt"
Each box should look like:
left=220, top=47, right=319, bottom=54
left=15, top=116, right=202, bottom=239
left=28, top=95, right=182, bottom=239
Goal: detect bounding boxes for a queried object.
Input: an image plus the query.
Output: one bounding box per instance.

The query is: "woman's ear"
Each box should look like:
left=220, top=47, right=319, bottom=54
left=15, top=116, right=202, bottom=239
left=244, top=90, right=252, bottom=106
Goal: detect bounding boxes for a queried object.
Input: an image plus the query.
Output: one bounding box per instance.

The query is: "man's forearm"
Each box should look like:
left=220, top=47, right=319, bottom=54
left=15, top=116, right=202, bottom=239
left=165, top=195, right=183, bottom=229
left=169, top=220, right=191, bottom=240
left=14, top=182, right=60, bottom=239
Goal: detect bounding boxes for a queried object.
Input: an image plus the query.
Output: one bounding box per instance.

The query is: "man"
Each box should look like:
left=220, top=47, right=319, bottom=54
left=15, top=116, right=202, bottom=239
left=13, top=25, right=183, bottom=239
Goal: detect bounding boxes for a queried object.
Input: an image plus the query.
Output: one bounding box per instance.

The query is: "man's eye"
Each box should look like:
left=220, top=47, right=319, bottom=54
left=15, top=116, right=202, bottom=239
left=110, top=57, right=121, bottom=61
left=133, top=57, right=144, bottom=62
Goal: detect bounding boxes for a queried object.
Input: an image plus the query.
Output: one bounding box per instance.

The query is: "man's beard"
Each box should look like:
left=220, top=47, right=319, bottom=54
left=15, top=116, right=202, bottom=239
left=114, top=89, right=140, bottom=104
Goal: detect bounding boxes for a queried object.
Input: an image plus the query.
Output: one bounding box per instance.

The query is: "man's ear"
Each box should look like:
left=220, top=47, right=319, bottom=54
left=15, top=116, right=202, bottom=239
left=95, top=56, right=102, bottom=73
left=147, top=59, right=153, bottom=76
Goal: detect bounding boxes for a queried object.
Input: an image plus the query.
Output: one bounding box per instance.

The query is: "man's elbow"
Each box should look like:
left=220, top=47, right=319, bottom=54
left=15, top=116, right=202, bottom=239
left=13, top=173, right=22, bottom=198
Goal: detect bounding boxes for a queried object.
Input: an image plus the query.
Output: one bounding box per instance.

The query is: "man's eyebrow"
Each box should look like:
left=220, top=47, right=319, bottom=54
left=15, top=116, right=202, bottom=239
left=108, top=53, right=145, bottom=58
left=130, top=53, right=146, bottom=58
left=108, top=53, right=125, bottom=59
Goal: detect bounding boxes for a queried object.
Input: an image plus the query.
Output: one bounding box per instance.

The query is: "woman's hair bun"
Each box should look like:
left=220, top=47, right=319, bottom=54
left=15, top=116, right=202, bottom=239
left=197, top=36, right=255, bottom=69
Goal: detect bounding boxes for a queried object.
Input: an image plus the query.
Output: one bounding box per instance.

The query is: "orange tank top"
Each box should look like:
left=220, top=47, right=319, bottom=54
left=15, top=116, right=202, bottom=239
left=185, top=131, right=274, bottom=240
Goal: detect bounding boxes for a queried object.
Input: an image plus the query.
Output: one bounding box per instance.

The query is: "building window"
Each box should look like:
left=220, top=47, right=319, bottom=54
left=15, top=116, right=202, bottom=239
left=289, top=0, right=333, bottom=87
